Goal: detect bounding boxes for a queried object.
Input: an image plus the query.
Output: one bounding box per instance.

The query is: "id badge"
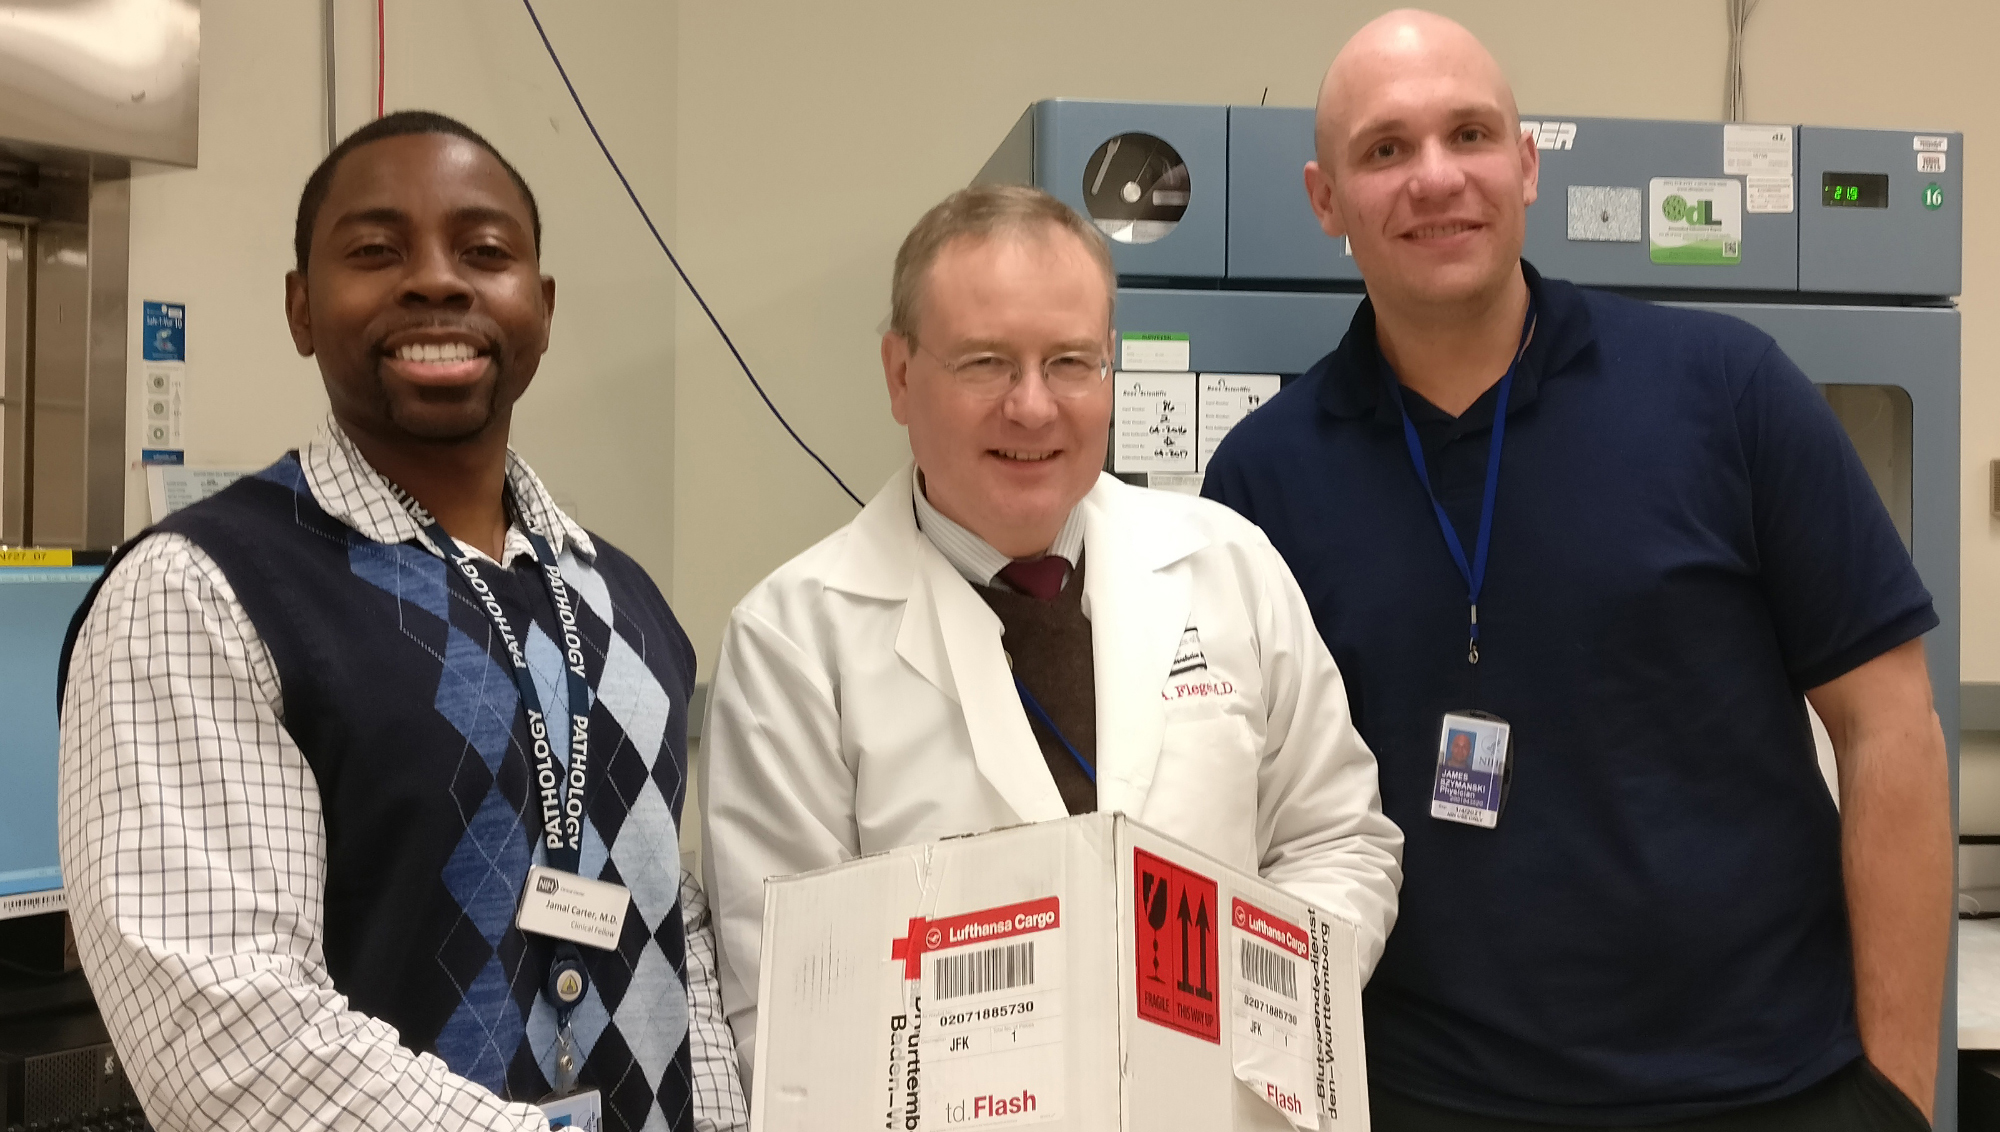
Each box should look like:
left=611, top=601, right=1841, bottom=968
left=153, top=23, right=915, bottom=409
left=516, top=865, right=630, bottom=950
left=1430, top=711, right=1511, bottom=829
left=540, top=1087, right=603, bottom=1131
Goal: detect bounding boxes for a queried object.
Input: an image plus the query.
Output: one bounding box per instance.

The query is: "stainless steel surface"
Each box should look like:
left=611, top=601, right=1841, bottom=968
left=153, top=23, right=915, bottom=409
left=0, top=223, right=25, bottom=543
left=32, top=219, right=88, bottom=547
left=84, top=167, right=127, bottom=548
left=0, top=148, right=125, bottom=549
left=0, top=0, right=201, bottom=167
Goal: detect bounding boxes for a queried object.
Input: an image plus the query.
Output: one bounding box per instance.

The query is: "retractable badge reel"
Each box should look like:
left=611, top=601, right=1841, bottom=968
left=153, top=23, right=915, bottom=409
left=548, top=947, right=590, bottom=1096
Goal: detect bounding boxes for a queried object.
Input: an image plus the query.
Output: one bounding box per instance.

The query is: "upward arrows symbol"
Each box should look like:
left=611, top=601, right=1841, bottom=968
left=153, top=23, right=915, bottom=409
left=1176, top=891, right=1195, bottom=993
left=1194, top=899, right=1213, bottom=1000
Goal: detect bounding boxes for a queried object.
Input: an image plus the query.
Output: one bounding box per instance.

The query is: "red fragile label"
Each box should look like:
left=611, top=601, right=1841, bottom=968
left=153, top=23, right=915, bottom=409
left=1232, top=898, right=1310, bottom=960
left=1133, top=849, right=1221, bottom=1043
left=890, top=897, right=1061, bottom=980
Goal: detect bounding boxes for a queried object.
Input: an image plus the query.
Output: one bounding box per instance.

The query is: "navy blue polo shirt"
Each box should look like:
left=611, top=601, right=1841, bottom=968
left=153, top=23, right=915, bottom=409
left=1202, top=263, right=1936, bottom=1124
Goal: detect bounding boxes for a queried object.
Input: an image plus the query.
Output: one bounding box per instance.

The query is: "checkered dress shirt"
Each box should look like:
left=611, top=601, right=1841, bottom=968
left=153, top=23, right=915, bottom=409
left=58, top=421, right=746, bottom=1132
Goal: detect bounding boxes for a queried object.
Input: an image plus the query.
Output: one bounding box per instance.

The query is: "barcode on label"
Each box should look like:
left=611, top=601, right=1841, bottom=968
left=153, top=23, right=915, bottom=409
left=935, top=941, right=1036, bottom=1001
left=1240, top=939, right=1298, bottom=1000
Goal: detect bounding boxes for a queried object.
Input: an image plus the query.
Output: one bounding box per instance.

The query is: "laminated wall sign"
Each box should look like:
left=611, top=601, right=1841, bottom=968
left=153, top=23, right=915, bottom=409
left=751, top=813, right=1368, bottom=1131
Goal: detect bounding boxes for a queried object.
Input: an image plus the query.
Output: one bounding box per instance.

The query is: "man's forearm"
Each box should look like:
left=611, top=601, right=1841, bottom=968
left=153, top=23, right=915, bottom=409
left=1840, top=713, right=1952, bottom=1119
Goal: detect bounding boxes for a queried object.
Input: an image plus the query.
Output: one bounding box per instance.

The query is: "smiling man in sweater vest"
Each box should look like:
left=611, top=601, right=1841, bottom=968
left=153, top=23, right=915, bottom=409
left=58, top=111, right=744, bottom=1132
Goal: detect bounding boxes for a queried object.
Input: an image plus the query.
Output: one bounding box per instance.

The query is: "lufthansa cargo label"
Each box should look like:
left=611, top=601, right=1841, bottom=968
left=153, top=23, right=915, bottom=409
left=889, top=897, right=1065, bottom=1127
left=1231, top=899, right=1317, bottom=1128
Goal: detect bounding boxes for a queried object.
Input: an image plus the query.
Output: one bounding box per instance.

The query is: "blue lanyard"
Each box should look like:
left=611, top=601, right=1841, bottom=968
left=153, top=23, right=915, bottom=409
left=423, top=519, right=595, bottom=875
left=1014, top=676, right=1095, bottom=785
left=1385, top=303, right=1536, bottom=665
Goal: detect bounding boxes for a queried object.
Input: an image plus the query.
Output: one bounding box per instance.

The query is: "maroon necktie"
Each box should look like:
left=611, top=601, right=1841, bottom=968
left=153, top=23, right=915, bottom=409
left=997, top=556, right=1070, bottom=601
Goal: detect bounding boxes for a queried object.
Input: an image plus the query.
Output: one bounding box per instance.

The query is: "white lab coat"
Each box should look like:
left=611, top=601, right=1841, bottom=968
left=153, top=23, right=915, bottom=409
left=699, top=465, right=1403, bottom=1079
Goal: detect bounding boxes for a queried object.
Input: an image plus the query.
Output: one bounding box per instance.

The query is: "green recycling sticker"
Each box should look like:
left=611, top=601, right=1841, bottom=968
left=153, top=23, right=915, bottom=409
left=1923, top=183, right=1944, bottom=210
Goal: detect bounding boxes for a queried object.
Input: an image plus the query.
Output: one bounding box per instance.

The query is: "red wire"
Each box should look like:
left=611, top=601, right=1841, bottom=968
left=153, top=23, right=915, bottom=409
left=375, top=0, right=385, bottom=118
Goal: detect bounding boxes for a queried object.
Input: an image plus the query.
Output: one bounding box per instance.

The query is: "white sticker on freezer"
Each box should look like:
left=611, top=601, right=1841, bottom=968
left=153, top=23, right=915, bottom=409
left=1745, top=175, right=1794, bottom=215
left=1120, top=333, right=1190, bottom=372
left=1649, top=178, right=1742, bottom=266
left=1114, top=371, right=1197, bottom=473
left=1198, top=373, right=1282, bottom=472
left=914, top=898, right=1066, bottom=1126
left=1723, top=124, right=1793, bottom=177
left=1919, top=151, right=1947, bottom=174
left=1146, top=472, right=1205, bottom=495
left=1232, top=898, right=1318, bottom=1128
left=1915, top=135, right=1949, bottom=152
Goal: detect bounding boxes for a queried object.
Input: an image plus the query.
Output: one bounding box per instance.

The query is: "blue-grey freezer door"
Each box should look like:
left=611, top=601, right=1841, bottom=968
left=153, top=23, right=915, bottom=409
left=1523, top=116, right=1799, bottom=291
left=1683, top=300, right=1961, bottom=1130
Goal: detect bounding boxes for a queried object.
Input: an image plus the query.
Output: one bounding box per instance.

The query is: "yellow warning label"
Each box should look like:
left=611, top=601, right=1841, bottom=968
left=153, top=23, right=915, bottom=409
left=0, top=548, right=74, bottom=567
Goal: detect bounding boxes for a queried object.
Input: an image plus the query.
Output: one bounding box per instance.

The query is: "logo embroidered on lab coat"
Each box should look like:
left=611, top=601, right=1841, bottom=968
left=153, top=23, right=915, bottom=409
left=1162, top=627, right=1236, bottom=701
left=1169, top=628, right=1207, bottom=677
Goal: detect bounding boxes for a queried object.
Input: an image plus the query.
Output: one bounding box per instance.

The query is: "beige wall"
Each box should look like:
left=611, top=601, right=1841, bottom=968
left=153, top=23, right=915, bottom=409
left=119, top=0, right=1995, bottom=709
left=124, top=0, right=678, bottom=584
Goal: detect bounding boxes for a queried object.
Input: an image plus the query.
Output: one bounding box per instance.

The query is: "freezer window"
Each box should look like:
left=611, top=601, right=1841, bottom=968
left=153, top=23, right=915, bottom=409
left=1820, top=384, right=1912, bottom=552
left=1082, top=133, right=1189, bottom=246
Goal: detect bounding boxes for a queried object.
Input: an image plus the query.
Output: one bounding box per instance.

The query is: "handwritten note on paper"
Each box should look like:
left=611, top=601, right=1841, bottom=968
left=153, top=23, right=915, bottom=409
left=1198, top=374, right=1282, bottom=471
left=1114, top=372, right=1198, bottom=474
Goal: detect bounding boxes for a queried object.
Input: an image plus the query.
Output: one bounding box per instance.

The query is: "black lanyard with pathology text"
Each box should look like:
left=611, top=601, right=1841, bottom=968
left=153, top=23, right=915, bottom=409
left=417, top=508, right=601, bottom=1064
left=421, top=517, right=595, bottom=874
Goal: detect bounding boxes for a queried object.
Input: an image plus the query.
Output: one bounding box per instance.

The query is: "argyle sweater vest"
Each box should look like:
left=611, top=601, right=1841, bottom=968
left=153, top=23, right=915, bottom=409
left=63, top=455, right=697, bottom=1132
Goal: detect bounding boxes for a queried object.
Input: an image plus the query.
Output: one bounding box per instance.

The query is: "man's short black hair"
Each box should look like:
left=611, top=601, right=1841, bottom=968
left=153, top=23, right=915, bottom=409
left=293, top=110, right=542, bottom=273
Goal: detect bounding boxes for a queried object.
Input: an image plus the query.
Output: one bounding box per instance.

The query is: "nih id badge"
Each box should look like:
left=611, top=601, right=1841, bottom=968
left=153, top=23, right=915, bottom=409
left=516, top=866, right=630, bottom=951
left=1430, top=711, right=1511, bottom=829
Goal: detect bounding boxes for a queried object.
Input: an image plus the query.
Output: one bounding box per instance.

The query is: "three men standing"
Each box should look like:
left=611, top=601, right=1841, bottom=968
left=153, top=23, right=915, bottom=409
left=1206, top=11, right=1951, bottom=1131
left=54, top=12, right=1956, bottom=1132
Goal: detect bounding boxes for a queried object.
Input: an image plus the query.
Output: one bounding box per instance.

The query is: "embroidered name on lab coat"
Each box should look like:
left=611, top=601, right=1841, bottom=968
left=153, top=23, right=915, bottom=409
left=1164, top=627, right=1236, bottom=701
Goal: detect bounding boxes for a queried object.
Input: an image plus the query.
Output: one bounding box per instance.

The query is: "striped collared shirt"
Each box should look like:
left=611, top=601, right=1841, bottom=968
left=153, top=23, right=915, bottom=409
left=910, top=464, right=1085, bottom=588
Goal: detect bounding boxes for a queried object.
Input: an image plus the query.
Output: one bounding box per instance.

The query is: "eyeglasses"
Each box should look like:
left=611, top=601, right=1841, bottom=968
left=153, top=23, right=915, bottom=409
left=910, top=337, right=1111, bottom=400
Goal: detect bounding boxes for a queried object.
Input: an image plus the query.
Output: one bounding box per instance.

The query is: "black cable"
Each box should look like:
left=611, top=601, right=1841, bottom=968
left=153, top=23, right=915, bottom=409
left=517, top=0, right=865, bottom=508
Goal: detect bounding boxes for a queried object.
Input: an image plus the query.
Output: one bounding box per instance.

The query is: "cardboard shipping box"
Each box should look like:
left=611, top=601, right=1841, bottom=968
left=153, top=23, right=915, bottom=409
left=750, top=813, right=1368, bottom=1131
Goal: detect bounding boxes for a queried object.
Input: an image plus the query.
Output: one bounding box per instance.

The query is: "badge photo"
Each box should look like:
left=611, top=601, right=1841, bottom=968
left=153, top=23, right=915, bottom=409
left=1430, top=712, right=1512, bottom=829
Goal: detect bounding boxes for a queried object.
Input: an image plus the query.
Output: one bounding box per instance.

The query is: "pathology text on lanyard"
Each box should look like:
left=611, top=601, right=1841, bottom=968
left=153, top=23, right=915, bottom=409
left=422, top=513, right=595, bottom=872
left=410, top=497, right=624, bottom=1100
left=1384, top=300, right=1536, bottom=666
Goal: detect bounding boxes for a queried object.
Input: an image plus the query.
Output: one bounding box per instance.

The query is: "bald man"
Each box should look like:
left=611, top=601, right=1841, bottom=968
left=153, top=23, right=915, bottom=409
left=1204, top=10, right=1950, bottom=1131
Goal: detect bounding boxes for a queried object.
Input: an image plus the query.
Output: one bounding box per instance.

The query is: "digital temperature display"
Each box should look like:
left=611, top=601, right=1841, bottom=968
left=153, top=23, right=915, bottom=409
left=1822, top=172, right=1889, bottom=209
